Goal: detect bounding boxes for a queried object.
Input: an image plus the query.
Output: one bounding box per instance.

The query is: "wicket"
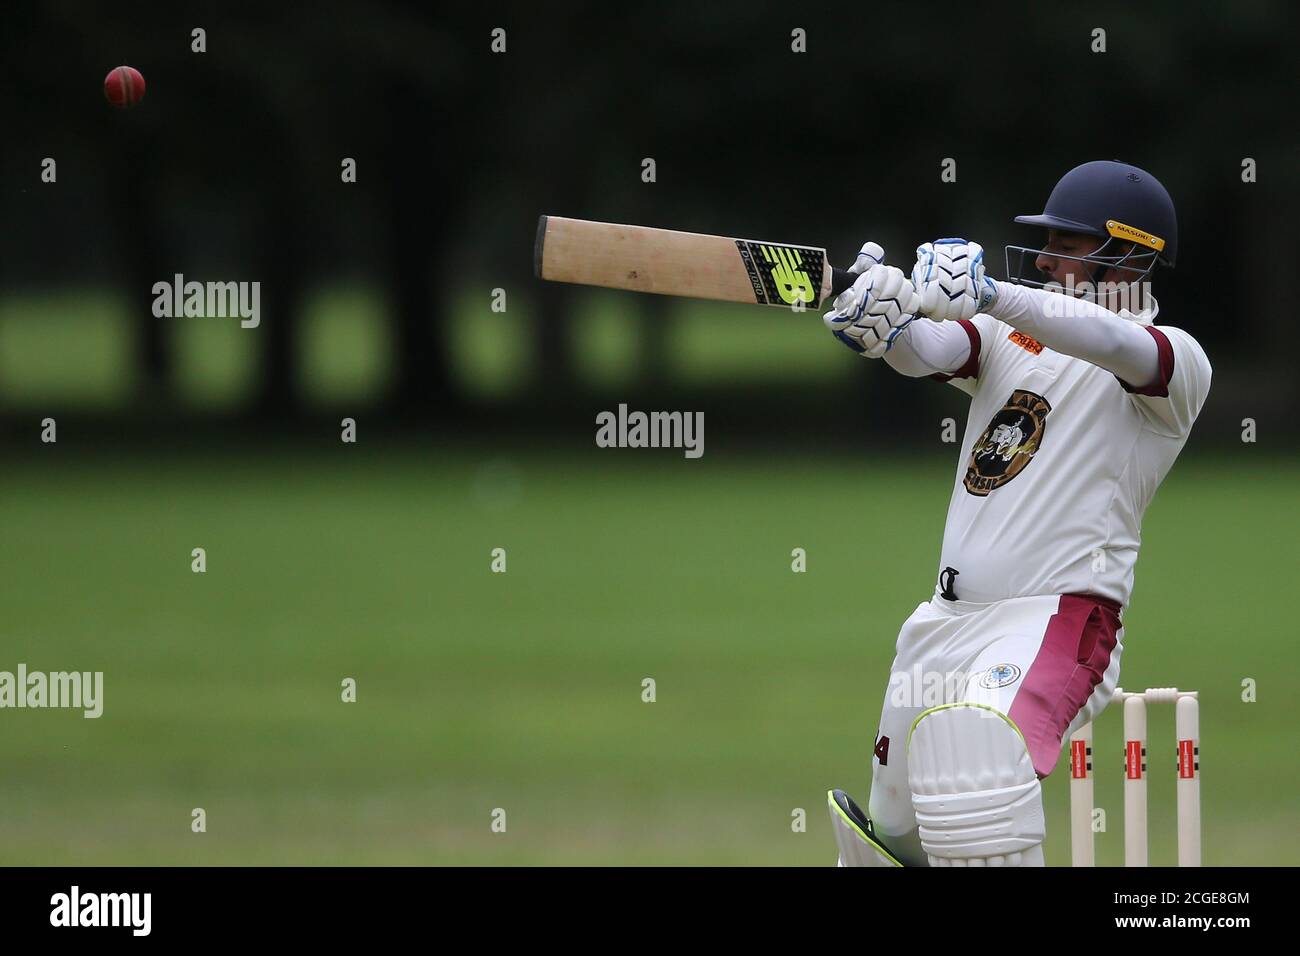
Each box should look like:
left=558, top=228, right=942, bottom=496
left=1068, top=687, right=1200, bottom=867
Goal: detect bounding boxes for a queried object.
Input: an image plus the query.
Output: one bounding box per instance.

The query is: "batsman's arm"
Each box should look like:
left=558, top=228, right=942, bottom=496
left=883, top=318, right=979, bottom=380
left=987, top=280, right=1159, bottom=388
left=991, top=280, right=1211, bottom=434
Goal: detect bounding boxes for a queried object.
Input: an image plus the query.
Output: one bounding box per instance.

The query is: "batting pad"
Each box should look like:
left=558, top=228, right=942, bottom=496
left=907, top=704, right=1046, bottom=867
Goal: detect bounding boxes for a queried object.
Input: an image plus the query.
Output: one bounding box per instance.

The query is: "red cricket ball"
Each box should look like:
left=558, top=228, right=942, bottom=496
left=104, top=65, right=146, bottom=108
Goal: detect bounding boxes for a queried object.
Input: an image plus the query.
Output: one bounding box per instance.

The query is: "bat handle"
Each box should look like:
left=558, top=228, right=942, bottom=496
left=829, top=267, right=861, bottom=301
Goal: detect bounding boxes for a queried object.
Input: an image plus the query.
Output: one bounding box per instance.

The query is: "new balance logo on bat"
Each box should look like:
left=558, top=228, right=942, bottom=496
left=737, top=241, right=821, bottom=306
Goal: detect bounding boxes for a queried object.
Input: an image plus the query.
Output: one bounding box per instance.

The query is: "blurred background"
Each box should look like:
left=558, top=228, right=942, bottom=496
left=0, top=1, right=1295, bottom=865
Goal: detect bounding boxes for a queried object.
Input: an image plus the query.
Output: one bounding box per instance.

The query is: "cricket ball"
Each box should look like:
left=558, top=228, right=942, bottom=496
left=104, top=65, right=146, bottom=108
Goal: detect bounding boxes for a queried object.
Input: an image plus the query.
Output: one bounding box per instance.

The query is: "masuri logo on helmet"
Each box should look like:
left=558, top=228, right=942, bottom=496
left=1105, top=219, right=1166, bottom=254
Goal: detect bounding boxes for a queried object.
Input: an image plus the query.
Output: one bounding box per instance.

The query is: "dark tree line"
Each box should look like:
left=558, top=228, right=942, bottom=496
left=0, top=2, right=1293, bottom=437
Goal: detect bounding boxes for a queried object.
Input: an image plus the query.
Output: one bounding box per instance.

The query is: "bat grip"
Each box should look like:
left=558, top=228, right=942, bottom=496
left=829, top=267, right=860, bottom=301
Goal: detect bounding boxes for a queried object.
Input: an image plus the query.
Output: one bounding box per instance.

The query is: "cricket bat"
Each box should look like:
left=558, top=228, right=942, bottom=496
left=534, top=215, right=860, bottom=308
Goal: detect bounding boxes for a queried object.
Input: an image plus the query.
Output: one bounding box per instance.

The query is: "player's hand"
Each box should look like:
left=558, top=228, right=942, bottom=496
left=823, top=245, right=920, bottom=359
left=911, top=238, right=998, bottom=322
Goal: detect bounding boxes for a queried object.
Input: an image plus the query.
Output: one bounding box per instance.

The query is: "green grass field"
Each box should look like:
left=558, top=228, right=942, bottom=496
left=0, top=448, right=1294, bottom=865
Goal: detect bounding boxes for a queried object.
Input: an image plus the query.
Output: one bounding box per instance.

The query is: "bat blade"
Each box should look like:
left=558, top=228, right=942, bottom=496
left=535, top=215, right=855, bottom=308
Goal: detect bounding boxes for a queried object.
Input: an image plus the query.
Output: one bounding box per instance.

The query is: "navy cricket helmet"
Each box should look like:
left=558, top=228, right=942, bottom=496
left=1005, top=160, right=1178, bottom=292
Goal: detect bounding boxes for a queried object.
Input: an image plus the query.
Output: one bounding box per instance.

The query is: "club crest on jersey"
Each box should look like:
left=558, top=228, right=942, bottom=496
left=979, top=663, right=1022, bottom=689
left=964, top=389, right=1052, bottom=497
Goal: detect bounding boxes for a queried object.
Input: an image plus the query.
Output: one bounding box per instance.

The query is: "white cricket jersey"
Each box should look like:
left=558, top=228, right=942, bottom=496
left=931, top=303, right=1211, bottom=607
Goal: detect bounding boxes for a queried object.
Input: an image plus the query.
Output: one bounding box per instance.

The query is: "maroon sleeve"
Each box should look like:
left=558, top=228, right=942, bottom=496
left=1116, top=325, right=1175, bottom=397
left=929, top=318, right=982, bottom=383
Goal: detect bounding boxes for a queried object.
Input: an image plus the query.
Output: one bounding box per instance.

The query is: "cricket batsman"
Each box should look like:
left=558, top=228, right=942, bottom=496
left=823, top=161, right=1211, bottom=866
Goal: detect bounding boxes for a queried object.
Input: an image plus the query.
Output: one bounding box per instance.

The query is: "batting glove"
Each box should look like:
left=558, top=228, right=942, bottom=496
left=823, top=244, right=921, bottom=359
left=911, top=238, right=998, bottom=322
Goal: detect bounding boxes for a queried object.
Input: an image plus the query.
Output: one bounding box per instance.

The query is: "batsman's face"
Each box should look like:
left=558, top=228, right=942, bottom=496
left=1033, top=230, right=1106, bottom=287
left=1035, top=230, right=1145, bottom=284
